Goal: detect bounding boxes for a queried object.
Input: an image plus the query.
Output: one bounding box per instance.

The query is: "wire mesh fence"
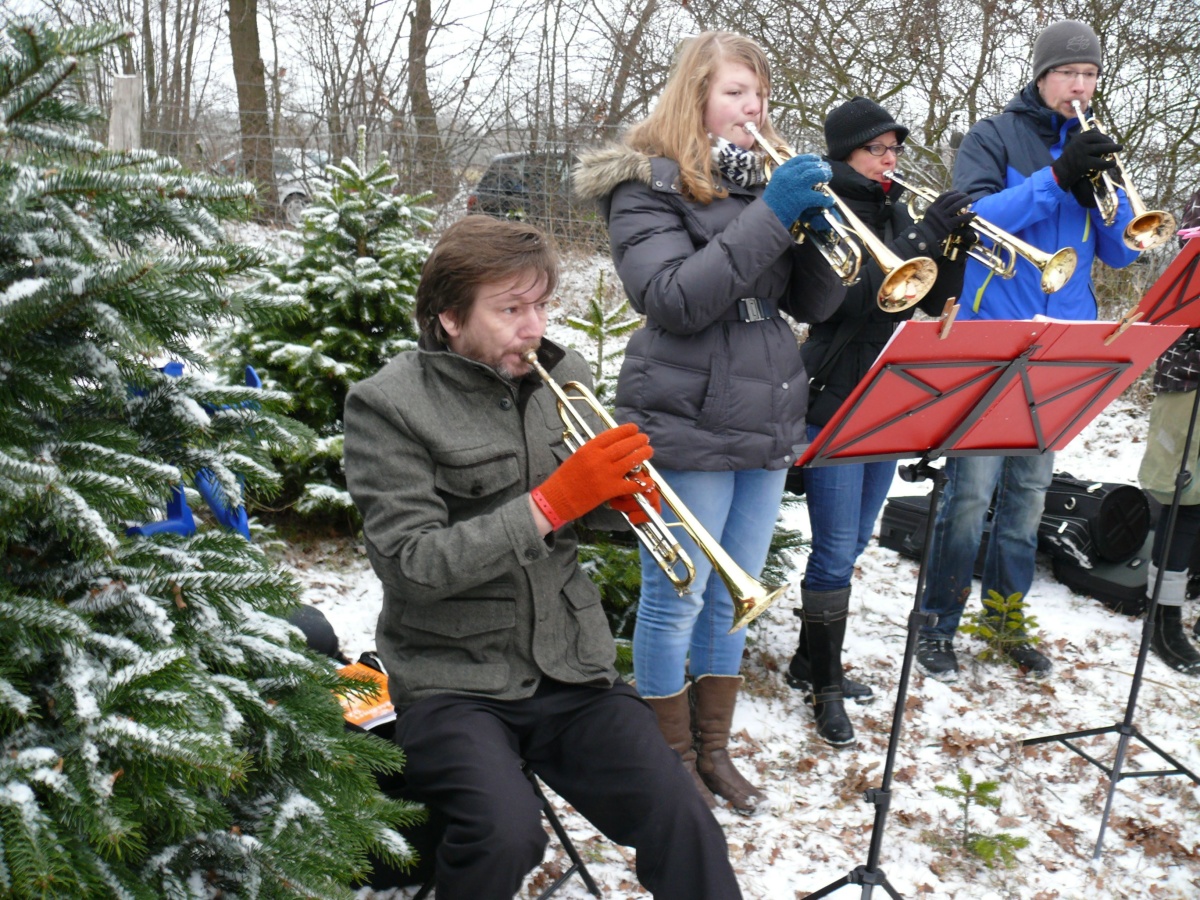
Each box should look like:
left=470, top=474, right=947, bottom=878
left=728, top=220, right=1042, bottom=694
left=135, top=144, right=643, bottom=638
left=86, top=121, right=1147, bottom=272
left=102, top=95, right=617, bottom=246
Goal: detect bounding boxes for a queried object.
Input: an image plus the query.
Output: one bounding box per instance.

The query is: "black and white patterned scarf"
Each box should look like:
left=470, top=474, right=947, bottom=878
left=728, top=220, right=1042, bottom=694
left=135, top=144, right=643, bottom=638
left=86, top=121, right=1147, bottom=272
left=711, top=135, right=768, bottom=188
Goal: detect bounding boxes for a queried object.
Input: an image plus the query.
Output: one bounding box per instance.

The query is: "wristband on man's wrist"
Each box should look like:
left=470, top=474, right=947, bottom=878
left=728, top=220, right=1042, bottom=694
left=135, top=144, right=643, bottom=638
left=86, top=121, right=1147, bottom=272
left=530, top=488, right=568, bottom=531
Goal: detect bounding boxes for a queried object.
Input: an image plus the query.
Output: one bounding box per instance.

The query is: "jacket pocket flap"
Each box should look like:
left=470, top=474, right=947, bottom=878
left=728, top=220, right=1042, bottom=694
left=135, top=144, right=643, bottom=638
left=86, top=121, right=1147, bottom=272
left=435, top=454, right=521, bottom=498
left=562, top=569, right=603, bottom=610
left=402, top=597, right=516, bottom=638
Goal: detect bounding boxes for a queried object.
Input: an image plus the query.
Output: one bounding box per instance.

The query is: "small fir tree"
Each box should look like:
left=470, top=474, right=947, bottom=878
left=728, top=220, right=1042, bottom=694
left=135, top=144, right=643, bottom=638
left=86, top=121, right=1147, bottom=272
left=961, top=590, right=1042, bottom=666
left=569, top=270, right=644, bottom=668
left=933, top=770, right=1029, bottom=869
left=564, top=269, right=640, bottom=403
left=220, top=128, right=435, bottom=522
left=0, top=20, right=420, bottom=897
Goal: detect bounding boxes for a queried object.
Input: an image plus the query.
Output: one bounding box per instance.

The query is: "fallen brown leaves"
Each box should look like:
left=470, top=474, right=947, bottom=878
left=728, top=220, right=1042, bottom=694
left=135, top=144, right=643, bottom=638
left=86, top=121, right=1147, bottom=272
left=1113, top=816, right=1200, bottom=859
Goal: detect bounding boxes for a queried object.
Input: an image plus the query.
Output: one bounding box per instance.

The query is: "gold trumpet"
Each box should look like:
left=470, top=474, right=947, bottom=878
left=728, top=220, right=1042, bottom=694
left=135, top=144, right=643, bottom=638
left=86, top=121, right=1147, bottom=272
left=523, top=351, right=787, bottom=632
left=743, top=121, right=938, bottom=313
left=1070, top=100, right=1176, bottom=251
left=885, top=170, right=1078, bottom=294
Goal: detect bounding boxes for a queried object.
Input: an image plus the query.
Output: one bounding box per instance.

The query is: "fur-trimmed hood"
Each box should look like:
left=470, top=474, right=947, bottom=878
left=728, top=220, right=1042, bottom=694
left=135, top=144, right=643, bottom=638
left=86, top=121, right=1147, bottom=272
left=572, top=143, right=652, bottom=204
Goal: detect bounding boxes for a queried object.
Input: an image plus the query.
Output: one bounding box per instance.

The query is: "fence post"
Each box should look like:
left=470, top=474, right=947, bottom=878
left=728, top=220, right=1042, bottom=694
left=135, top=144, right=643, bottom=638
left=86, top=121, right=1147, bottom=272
left=108, top=74, right=142, bottom=151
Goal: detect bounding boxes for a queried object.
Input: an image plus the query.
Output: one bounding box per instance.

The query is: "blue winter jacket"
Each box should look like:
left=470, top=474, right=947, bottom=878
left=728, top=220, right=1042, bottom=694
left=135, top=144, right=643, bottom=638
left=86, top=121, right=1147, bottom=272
left=952, top=82, right=1140, bottom=321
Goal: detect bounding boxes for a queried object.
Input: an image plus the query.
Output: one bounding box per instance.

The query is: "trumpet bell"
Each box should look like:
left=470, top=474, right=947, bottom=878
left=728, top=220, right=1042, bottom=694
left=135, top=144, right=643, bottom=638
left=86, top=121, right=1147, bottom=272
left=878, top=257, right=938, bottom=312
left=1039, top=247, right=1078, bottom=294
left=522, top=350, right=789, bottom=633
left=731, top=582, right=791, bottom=632
left=1125, top=210, right=1177, bottom=252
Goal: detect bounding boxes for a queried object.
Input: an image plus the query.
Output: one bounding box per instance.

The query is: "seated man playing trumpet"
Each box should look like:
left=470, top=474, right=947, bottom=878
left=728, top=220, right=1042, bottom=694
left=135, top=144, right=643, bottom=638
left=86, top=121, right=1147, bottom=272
left=342, top=215, right=742, bottom=900
left=917, top=19, right=1144, bottom=682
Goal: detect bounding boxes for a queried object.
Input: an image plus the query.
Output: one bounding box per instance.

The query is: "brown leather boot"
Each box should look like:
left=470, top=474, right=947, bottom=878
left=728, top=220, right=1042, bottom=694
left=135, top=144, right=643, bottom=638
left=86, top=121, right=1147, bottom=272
left=642, top=683, right=717, bottom=809
left=692, top=674, right=763, bottom=814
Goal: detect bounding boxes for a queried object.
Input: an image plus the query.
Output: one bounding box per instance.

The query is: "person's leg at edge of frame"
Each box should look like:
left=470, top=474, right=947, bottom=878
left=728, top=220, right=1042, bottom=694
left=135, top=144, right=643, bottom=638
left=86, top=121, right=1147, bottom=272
left=1149, top=502, right=1200, bottom=674
left=916, top=454, right=1004, bottom=681
left=526, top=682, right=743, bottom=900
left=392, top=696, right=548, bottom=900
left=689, top=467, right=786, bottom=813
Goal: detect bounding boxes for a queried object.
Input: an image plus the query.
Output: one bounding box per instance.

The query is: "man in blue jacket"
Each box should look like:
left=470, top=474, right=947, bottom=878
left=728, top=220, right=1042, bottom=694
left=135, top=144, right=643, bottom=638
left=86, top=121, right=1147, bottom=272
left=917, top=19, right=1142, bottom=681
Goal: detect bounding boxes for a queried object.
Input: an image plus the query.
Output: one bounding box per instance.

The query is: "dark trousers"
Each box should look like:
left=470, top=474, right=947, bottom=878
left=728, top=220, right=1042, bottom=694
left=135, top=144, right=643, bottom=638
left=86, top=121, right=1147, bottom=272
left=394, top=679, right=742, bottom=900
left=1155, top=502, right=1200, bottom=570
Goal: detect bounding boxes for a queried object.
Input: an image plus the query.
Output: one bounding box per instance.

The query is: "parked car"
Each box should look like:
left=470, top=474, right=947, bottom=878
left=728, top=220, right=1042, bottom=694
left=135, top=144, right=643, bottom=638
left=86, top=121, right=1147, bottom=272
left=210, top=147, right=329, bottom=226
left=467, top=151, right=574, bottom=223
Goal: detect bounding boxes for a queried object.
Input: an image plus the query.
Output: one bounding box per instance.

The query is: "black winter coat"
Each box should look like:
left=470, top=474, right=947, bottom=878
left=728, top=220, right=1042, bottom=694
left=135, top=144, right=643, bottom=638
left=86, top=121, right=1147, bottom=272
left=801, top=160, right=965, bottom=428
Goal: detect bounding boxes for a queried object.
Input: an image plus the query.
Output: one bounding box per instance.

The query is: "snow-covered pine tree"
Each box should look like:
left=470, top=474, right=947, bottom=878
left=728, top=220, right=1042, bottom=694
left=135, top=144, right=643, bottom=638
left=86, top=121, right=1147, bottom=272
left=219, top=130, right=435, bottom=522
left=0, top=20, right=420, bottom=898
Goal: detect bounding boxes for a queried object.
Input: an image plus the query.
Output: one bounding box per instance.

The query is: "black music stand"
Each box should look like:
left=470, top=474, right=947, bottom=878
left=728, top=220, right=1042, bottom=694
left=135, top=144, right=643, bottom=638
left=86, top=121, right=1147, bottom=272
left=1022, top=238, right=1200, bottom=859
left=796, top=316, right=1181, bottom=899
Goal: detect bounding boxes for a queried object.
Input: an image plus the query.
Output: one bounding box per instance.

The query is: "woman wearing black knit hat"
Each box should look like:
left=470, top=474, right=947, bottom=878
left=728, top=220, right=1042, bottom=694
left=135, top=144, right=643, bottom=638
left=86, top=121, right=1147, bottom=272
left=784, top=97, right=973, bottom=747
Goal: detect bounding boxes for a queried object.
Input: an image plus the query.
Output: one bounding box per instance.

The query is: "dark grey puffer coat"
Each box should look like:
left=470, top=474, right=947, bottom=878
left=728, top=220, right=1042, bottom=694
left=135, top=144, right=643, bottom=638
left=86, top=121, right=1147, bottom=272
left=574, top=144, right=845, bottom=471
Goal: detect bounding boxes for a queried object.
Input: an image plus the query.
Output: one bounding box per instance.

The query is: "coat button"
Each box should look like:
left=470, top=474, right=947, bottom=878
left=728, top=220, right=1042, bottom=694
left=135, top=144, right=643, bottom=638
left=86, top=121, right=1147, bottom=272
left=499, top=397, right=513, bottom=410
left=908, top=232, right=917, bottom=239
left=524, top=548, right=539, bottom=561
left=654, top=180, right=663, bottom=187
left=782, top=382, right=789, bottom=389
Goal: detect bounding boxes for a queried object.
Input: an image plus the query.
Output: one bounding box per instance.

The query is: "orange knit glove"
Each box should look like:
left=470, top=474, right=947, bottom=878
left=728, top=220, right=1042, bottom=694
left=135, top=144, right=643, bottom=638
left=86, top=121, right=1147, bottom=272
left=531, top=423, right=653, bottom=530
left=608, top=474, right=662, bottom=525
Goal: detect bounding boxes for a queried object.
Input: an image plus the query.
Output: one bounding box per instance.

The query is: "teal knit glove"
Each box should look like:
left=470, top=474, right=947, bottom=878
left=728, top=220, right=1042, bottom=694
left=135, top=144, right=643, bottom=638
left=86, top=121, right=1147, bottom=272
left=762, top=154, right=833, bottom=228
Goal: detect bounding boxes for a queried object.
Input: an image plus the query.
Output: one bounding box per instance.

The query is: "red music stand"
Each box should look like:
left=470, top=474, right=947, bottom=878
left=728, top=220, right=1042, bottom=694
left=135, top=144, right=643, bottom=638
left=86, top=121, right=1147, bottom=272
left=1023, top=237, right=1200, bottom=860
left=1131, top=236, right=1200, bottom=326
left=799, top=317, right=1182, bottom=899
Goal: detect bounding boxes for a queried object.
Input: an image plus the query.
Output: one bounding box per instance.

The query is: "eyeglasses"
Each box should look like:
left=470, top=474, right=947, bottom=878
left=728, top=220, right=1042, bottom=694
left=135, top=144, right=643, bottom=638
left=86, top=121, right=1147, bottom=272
left=862, top=143, right=905, bottom=157
left=1048, top=68, right=1100, bottom=83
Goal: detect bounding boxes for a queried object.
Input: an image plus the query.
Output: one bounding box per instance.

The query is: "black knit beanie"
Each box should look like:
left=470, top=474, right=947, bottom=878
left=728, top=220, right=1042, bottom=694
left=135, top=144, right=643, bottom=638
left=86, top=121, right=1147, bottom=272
left=1032, top=20, right=1102, bottom=80
left=823, top=97, right=910, bottom=162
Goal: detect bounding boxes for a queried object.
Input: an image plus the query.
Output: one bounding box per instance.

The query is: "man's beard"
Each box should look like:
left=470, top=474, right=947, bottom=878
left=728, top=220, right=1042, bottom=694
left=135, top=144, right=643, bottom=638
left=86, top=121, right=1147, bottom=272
left=492, top=341, right=542, bottom=382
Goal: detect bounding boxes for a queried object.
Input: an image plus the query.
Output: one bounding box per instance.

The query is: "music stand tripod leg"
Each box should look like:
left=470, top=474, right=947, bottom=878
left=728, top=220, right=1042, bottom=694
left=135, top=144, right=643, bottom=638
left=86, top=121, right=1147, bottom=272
left=804, top=458, right=945, bottom=900
left=1023, top=382, right=1200, bottom=859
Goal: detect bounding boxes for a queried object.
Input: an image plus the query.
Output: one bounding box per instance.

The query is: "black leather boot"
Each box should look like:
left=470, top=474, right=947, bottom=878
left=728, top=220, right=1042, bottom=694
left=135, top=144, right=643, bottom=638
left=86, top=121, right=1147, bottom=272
left=811, top=688, right=855, bottom=747
left=797, top=586, right=857, bottom=747
left=1148, top=565, right=1200, bottom=675
left=1152, top=604, right=1200, bottom=675
left=786, top=614, right=875, bottom=704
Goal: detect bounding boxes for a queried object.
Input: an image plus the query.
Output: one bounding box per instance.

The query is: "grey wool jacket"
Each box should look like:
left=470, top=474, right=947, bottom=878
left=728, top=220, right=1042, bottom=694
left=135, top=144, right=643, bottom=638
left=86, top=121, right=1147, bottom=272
left=574, top=143, right=845, bottom=471
left=343, top=338, right=622, bottom=710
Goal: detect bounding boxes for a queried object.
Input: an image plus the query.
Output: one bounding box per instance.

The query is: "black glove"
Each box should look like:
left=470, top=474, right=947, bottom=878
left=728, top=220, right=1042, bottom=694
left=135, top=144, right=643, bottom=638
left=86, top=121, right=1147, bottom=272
left=1051, top=129, right=1122, bottom=190
left=945, top=220, right=978, bottom=257
left=918, top=190, right=976, bottom=245
left=1070, top=179, right=1098, bottom=209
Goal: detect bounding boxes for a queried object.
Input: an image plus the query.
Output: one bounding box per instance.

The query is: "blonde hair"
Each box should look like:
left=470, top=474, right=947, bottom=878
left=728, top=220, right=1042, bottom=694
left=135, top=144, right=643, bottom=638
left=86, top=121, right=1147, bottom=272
left=624, top=31, right=784, bottom=204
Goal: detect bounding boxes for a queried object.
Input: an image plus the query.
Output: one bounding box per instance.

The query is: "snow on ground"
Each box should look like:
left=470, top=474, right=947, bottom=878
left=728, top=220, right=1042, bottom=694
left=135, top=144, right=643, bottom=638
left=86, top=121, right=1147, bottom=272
left=281, top=274, right=1198, bottom=897
left=293, top=393, right=1200, bottom=900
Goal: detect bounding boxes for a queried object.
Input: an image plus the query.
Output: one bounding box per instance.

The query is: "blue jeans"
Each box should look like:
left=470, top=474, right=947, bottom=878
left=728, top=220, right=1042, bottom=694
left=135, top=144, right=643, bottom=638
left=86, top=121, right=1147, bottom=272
left=803, top=422, right=896, bottom=592
left=632, top=467, right=787, bottom=697
left=920, top=453, right=1055, bottom=639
